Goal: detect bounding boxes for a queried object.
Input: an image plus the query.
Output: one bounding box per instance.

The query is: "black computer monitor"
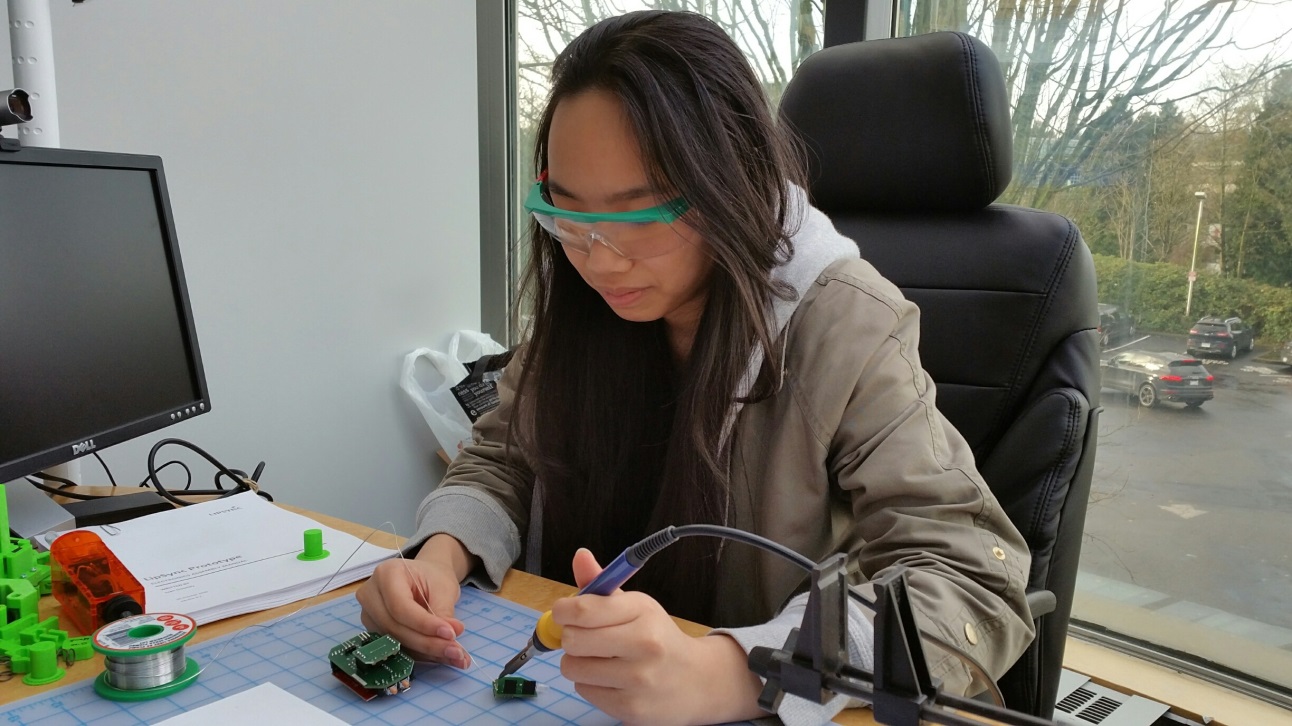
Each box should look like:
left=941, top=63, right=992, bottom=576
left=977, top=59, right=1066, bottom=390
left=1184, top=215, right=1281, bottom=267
left=0, top=146, right=210, bottom=483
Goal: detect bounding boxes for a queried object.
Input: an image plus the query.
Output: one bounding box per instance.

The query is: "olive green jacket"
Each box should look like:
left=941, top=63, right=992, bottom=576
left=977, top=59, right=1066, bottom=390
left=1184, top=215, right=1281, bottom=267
left=412, top=196, right=1034, bottom=707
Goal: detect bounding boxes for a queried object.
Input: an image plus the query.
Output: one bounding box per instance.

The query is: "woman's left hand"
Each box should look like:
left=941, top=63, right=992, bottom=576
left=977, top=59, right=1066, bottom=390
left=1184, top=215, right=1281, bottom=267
left=551, top=548, right=764, bottom=726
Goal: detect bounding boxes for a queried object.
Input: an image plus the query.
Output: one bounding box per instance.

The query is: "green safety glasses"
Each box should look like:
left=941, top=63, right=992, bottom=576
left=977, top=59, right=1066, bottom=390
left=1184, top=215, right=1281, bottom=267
left=524, top=179, right=691, bottom=260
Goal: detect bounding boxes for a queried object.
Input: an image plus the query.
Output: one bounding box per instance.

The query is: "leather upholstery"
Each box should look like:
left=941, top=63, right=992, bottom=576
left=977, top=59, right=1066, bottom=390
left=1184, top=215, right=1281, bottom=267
left=780, top=31, right=1101, bottom=719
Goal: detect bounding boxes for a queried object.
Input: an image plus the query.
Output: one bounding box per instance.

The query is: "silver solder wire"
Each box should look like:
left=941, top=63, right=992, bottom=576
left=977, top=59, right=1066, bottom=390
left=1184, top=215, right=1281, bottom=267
left=101, top=648, right=188, bottom=691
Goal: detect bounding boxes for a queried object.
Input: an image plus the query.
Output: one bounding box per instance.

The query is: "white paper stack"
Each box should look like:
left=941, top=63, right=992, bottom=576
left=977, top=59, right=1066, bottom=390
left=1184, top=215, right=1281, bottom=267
left=51, top=492, right=397, bottom=624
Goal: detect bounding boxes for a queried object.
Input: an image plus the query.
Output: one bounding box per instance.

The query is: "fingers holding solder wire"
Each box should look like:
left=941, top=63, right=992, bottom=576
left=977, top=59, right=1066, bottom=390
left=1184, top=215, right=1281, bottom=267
left=405, top=559, right=474, bottom=670
left=356, top=556, right=471, bottom=669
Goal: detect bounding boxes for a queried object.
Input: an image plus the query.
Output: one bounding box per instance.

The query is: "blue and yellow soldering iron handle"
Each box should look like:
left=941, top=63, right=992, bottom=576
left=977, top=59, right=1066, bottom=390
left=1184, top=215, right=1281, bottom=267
left=496, top=529, right=678, bottom=680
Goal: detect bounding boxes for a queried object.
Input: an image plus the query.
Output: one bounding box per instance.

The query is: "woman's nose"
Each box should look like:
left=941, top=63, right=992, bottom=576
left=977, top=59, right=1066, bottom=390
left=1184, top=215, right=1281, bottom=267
left=584, top=232, right=632, bottom=273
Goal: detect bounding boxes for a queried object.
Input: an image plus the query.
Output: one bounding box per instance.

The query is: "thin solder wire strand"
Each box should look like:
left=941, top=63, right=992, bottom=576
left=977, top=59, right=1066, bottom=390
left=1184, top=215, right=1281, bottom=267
left=188, top=521, right=473, bottom=683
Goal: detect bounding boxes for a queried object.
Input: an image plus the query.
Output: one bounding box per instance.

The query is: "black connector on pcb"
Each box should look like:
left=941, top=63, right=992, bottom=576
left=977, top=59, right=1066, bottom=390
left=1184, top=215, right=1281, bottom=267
left=62, top=492, right=175, bottom=528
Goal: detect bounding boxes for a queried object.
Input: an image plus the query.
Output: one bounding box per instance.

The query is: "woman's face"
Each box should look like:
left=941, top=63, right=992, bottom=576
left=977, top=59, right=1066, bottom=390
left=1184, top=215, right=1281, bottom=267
left=545, top=89, right=713, bottom=334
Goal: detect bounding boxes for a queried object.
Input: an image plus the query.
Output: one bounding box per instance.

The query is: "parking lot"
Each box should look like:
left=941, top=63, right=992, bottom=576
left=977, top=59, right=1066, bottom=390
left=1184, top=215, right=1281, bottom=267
left=1083, top=333, right=1292, bottom=633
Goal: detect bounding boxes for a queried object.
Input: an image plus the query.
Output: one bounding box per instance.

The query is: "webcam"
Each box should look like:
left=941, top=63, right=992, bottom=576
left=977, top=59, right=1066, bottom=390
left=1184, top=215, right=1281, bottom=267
left=1, top=89, right=33, bottom=127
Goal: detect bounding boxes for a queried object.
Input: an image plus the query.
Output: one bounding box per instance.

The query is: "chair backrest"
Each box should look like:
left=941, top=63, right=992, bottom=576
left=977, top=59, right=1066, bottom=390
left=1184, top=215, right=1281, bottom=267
left=780, top=31, right=1101, bottom=719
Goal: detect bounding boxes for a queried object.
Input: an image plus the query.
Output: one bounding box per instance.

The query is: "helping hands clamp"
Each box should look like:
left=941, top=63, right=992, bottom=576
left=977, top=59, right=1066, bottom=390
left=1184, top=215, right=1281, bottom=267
left=747, top=554, right=1057, bottom=726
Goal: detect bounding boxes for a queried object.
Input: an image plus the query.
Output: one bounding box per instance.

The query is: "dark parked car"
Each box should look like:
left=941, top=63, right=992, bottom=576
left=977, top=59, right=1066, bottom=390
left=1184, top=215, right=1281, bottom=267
left=1101, top=350, right=1214, bottom=408
left=1097, top=303, right=1136, bottom=347
left=1281, top=339, right=1292, bottom=367
left=1186, top=316, right=1254, bottom=359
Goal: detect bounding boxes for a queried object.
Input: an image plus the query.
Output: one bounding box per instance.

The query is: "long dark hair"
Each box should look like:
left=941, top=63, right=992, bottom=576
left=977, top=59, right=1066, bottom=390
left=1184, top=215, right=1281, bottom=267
left=511, top=10, right=805, bottom=624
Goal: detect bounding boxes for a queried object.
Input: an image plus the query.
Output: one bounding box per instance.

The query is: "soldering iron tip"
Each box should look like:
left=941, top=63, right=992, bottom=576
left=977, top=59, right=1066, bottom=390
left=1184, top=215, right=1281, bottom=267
left=497, top=641, right=532, bottom=680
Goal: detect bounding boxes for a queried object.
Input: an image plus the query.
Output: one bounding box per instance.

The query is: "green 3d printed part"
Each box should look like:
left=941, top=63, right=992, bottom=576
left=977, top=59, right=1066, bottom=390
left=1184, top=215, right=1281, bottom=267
left=0, top=484, right=72, bottom=685
left=329, top=631, right=414, bottom=700
left=297, top=528, right=330, bottom=561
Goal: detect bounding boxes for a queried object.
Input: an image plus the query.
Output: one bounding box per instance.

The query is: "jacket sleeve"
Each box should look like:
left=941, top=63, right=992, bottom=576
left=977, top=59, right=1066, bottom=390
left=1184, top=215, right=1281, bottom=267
left=711, top=593, right=876, bottom=726
left=824, top=266, right=1035, bottom=694
left=408, top=351, right=534, bottom=591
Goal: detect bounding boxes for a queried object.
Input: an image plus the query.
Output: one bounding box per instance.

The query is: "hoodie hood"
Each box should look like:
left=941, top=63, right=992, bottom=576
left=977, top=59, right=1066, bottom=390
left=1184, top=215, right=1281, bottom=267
left=723, top=184, right=861, bottom=443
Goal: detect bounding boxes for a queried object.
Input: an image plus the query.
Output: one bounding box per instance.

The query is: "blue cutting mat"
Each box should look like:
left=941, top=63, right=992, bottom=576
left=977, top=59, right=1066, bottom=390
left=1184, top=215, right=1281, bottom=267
left=0, top=589, right=615, bottom=725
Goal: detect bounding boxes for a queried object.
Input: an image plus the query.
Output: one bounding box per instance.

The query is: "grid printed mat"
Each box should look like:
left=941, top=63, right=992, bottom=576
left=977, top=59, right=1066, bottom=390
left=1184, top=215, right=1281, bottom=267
left=0, top=589, right=616, bottom=725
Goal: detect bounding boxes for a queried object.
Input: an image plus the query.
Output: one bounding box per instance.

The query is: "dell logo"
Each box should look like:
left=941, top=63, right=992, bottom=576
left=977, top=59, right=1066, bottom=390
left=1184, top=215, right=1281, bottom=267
left=71, top=439, right=97, bottom=455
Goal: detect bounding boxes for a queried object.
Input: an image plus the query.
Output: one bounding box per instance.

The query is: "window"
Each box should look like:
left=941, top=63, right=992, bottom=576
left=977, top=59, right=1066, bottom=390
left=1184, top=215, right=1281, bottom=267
left=901, top=0, right=1292, bottom=701
left=488, top=0, right=1292, bottom=706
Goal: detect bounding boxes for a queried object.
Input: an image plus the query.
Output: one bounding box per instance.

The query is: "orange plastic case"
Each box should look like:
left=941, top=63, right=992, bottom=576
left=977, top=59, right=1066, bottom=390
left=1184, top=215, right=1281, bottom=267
left=50, top=530, right=146, bottom=636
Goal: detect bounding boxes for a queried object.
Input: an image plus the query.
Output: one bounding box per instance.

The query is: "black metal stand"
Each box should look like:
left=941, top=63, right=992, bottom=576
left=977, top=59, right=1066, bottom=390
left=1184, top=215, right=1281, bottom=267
left=747, top=555, right=1058, bottom=726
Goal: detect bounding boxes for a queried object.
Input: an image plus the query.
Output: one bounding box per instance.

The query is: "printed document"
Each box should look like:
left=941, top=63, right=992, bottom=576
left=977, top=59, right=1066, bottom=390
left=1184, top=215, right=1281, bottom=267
left=53, top=492, right=397, bottom=624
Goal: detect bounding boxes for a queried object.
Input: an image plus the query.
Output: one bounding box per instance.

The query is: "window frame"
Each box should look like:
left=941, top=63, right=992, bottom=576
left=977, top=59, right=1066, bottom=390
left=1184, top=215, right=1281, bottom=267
left=477, top=0, right=516, bottom=343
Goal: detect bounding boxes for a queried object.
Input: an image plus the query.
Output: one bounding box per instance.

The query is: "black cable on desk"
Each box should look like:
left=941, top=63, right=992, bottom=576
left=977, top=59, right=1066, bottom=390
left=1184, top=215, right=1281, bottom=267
left=29, top=442, right=270, bottom=506
left=26, top=477, right=102, bottom=500
left=146, top=438, right=272, bottom=506
left=34, top=453, right=119, bottom=490
left=29, top=470, right=79, bottom=489
left=92, top=451, right=118, bottom=487
left=135, top=460, right=193, bottom=490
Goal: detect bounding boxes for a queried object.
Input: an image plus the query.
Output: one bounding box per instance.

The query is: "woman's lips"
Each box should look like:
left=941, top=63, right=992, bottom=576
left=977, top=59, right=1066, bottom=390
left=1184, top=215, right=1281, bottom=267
left=598, top=287, right=646, bottom=306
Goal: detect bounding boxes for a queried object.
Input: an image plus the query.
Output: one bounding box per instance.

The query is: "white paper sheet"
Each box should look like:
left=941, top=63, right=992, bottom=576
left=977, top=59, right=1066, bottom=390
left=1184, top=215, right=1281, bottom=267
left=154, top=682, right=348, bottom=725
left=50, top=492, right=397, bottom=624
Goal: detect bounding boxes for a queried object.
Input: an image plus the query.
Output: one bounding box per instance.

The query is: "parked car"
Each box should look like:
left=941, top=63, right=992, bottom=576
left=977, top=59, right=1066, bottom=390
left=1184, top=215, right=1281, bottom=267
left=1186, top=316, right=1254, bottom=359
left=1097, top=303, right=1136, bottom=347
left=1100, top=350, right=1214, bottom=408
left=1281, top=339, right=1292, bottom=367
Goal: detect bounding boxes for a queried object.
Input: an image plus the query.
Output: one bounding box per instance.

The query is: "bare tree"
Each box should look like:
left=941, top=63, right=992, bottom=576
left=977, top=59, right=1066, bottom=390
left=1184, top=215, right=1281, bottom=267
left=902, top=0, right=1292, bottom=209
left=1105, top=173, right=1142, bottom=260
left=516, top=0, right=823, bottom=131
left=1187, top=68, right=1266, bottom=274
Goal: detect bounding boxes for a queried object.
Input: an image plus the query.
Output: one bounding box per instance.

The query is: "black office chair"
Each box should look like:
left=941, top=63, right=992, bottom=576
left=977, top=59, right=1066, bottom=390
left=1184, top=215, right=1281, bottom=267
left=780, top=31, right=1101, bottom=719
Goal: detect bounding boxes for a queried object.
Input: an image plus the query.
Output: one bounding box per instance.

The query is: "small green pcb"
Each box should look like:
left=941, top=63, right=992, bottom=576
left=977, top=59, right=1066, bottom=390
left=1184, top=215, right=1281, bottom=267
left=328, top=632, right=414, bottom=700
left=354, top=633, right=401, bottom=665
left=493, top=675, right=538, bottom=699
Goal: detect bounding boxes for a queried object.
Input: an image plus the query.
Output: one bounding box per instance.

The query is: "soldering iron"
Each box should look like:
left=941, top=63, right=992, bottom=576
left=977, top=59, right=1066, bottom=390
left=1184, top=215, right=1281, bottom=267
left=496, top=527, right=685, bottom=680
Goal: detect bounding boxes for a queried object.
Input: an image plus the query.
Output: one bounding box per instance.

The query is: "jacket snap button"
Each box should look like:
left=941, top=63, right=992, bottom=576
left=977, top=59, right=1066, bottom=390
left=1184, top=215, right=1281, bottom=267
left=992, top=546, right=1006, bottom=560
left=964, top=622, right=979, bottom=645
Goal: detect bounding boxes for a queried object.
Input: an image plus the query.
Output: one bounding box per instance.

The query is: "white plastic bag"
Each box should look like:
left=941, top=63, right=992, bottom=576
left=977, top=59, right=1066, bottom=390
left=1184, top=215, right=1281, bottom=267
left=400, top=331, right=506, bottom=460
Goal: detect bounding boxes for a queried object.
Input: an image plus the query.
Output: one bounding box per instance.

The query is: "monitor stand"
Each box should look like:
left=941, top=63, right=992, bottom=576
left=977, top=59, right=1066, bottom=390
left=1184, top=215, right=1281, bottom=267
left=3, top=480, right=75, bottom=551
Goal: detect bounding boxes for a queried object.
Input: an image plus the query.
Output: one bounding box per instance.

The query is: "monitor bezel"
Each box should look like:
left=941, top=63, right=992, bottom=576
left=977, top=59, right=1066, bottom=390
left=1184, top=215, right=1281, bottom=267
left=0, top=146, right=211, bottom=483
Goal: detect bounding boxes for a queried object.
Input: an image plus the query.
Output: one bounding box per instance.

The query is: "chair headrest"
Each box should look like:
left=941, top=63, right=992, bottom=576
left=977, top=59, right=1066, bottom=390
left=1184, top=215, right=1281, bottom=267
left=780, top=31, right=1013, bottom=213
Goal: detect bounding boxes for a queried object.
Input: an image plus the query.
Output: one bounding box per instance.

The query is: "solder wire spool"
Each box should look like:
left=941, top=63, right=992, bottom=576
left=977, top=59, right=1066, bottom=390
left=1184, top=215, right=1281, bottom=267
left=91, top=612, right=201, bottom=701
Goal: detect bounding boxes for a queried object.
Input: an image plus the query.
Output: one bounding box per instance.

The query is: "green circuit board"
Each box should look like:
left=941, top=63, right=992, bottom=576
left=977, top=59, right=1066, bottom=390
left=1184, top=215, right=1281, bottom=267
left=328, top=631, right=414, bottom=699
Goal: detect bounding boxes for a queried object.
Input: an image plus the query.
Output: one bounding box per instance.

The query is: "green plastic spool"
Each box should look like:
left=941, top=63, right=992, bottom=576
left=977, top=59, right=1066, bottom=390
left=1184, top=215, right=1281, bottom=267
left=91, top=613, right=200, bottom=701
left=93, top=657, right=201, bottom=702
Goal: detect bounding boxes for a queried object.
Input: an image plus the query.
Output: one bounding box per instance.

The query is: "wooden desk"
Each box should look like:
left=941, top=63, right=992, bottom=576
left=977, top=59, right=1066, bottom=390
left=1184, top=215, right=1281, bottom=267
left=16, top=490, right=1283, bottom=725
left=0, top=498, right=882, bottom=724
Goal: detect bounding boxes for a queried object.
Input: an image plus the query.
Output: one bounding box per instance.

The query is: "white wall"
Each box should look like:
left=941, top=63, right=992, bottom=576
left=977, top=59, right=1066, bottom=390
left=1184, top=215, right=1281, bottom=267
left=2, top=1, right=478, bottom=534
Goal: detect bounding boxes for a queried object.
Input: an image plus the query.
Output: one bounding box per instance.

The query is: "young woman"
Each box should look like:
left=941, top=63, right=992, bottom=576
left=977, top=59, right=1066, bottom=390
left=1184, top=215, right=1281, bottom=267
left=358, top=10, right=1033, bottom=725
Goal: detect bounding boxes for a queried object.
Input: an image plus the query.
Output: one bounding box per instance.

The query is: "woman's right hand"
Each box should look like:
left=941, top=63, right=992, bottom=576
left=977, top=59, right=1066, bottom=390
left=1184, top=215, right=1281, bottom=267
left=357, top=554, right=472, bottom=668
